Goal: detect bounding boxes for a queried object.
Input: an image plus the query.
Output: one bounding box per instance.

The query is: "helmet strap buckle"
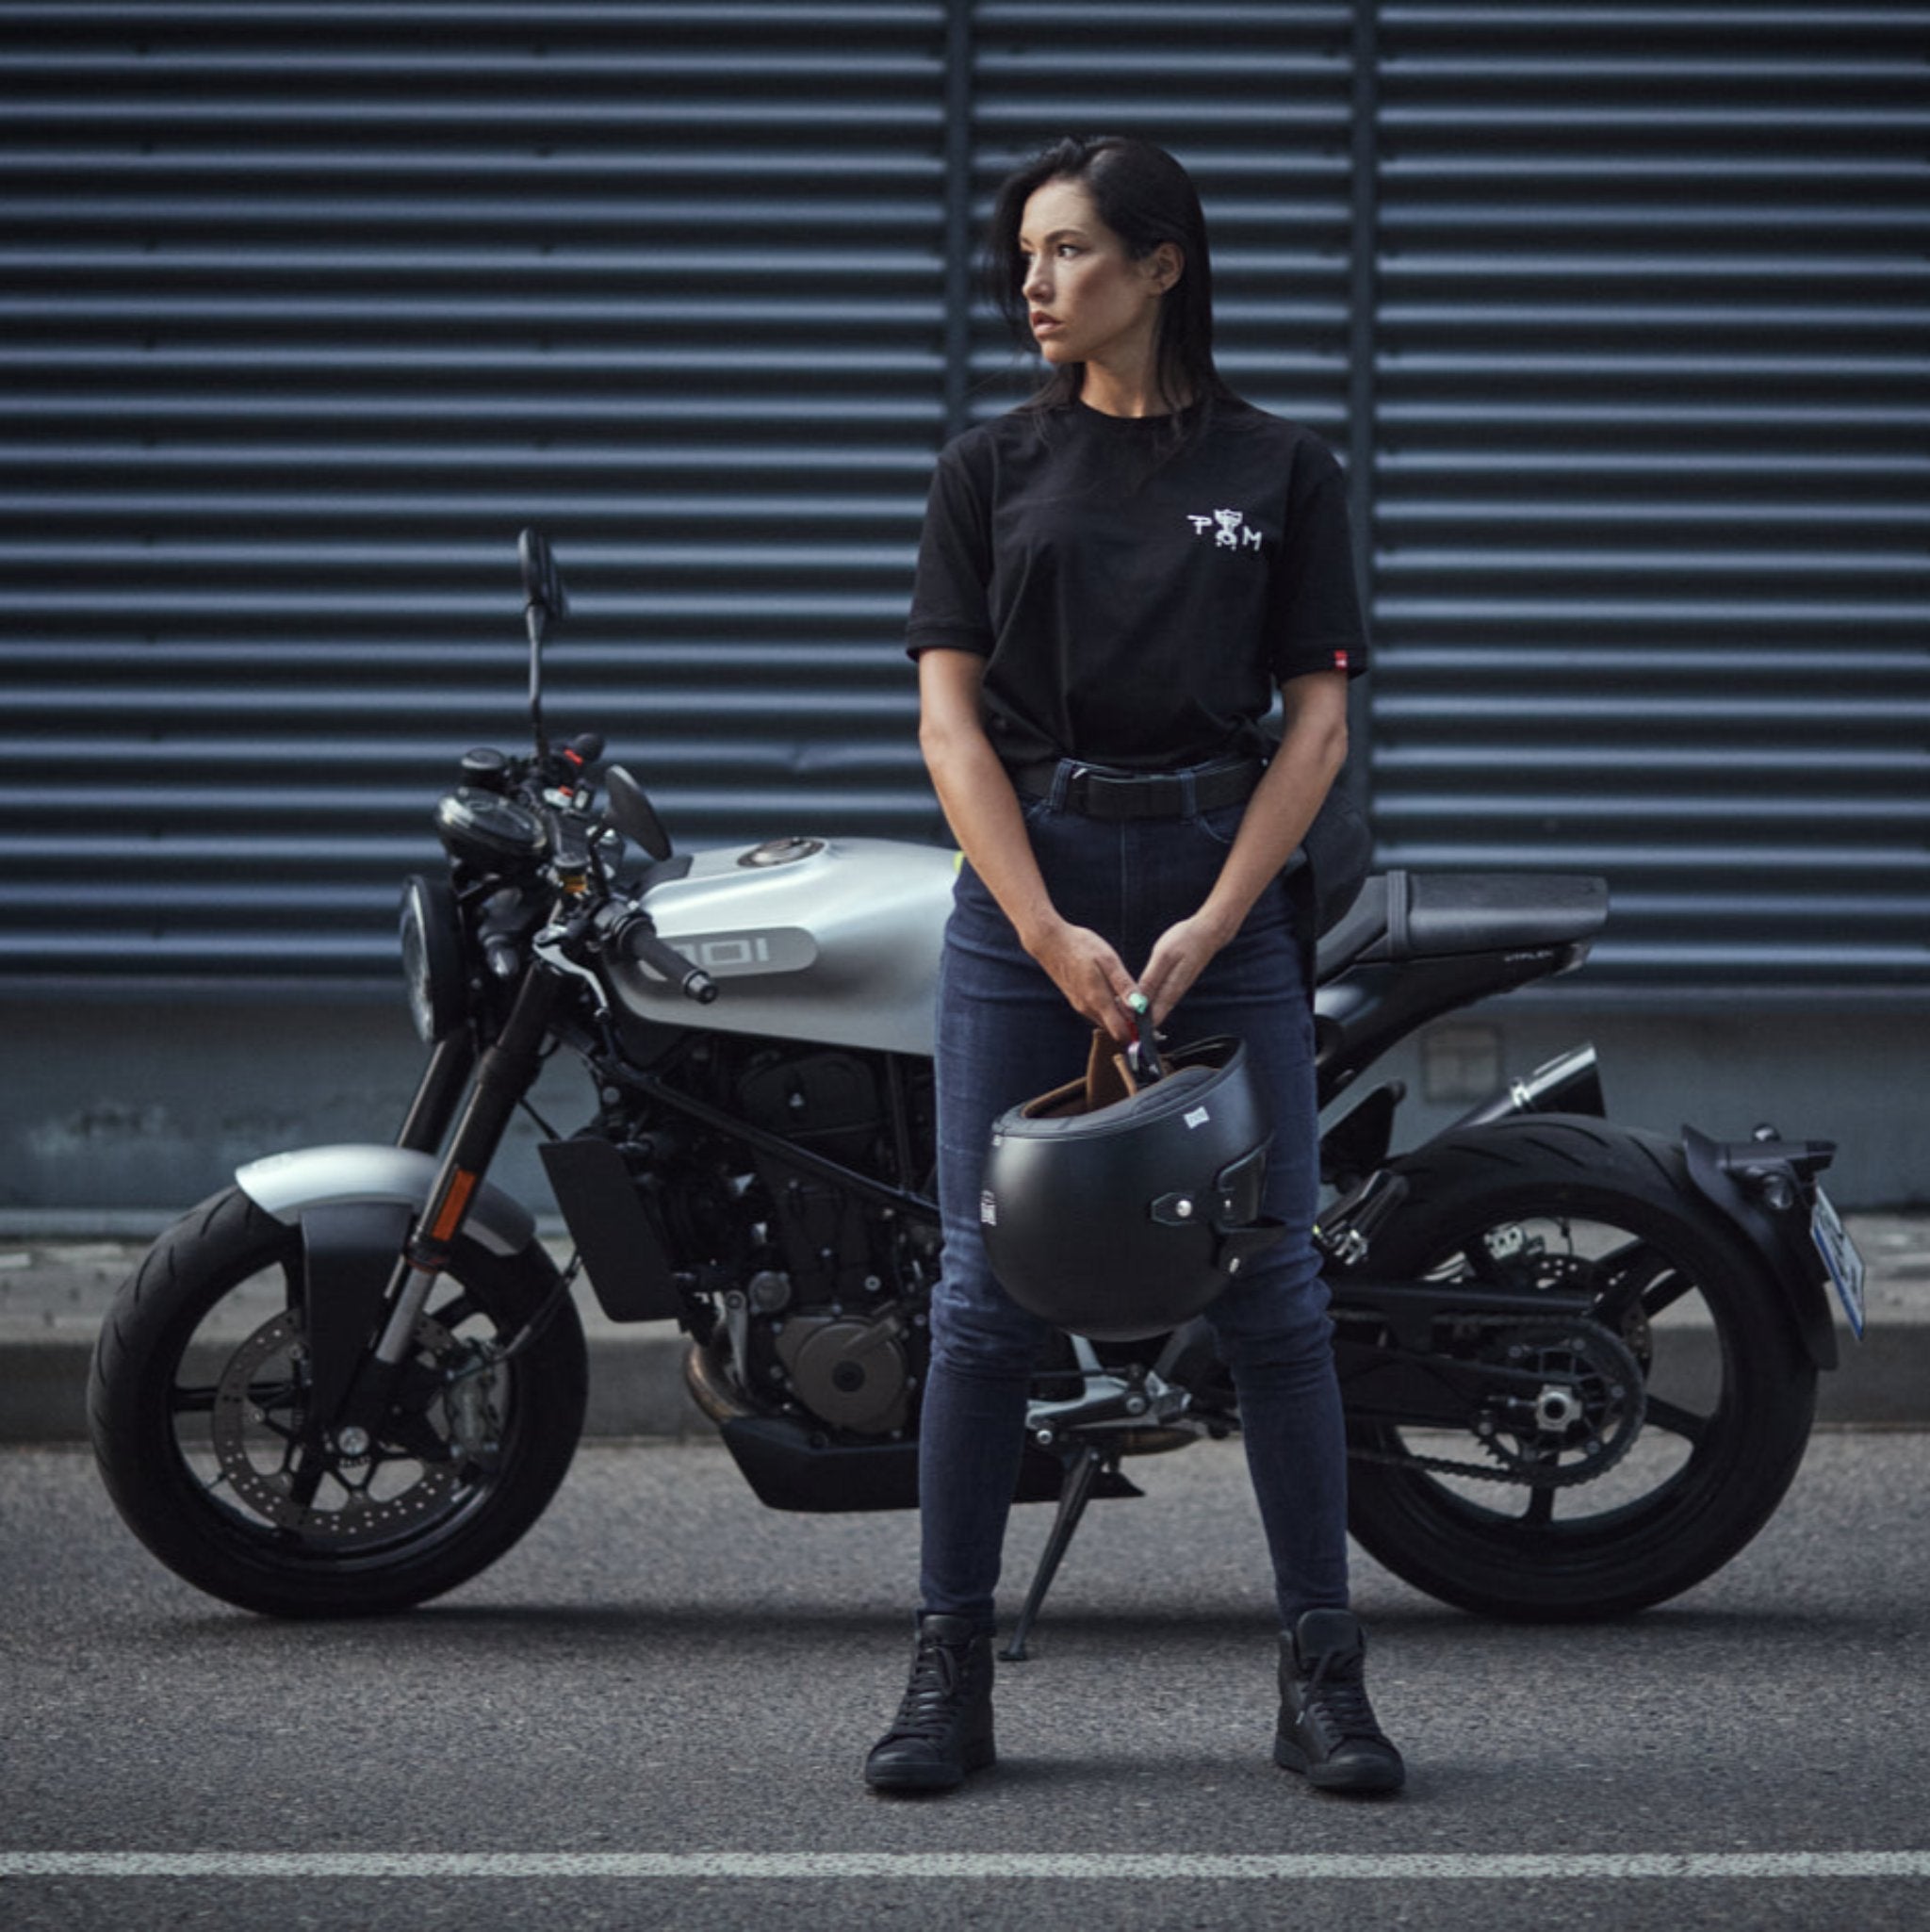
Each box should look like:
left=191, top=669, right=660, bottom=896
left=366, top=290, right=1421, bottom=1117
left=1214, top=1218, right=1286, bottom=1274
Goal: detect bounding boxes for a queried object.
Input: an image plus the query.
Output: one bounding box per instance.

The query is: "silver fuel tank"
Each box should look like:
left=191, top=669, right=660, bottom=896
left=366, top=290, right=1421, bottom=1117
left=605, top=835, right=958, bottom=1056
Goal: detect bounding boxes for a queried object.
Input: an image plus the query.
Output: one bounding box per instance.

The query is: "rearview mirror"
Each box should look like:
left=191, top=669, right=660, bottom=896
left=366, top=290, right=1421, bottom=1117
left=604, top=765, right=672, bottom=862
left=518, top=527, right=569, bottom=642
left=517, top=527, right=571, bottom=762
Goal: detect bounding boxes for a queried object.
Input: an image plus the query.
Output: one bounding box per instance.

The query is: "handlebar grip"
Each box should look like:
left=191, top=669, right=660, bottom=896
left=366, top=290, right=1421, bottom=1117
left=622, top=923, right=718, bottom=1004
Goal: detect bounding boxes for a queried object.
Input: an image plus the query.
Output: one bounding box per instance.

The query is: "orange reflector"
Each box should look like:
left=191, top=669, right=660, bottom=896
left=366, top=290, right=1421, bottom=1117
left=431, top=1169, right=480, bottom=1243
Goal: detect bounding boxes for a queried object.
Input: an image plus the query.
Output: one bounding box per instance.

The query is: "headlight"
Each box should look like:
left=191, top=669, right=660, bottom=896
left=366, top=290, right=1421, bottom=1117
left=399, top=875, right=467, bottom=1045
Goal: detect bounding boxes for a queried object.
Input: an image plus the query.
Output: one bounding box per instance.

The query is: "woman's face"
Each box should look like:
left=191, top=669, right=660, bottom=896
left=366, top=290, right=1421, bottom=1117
left=1016, top=178, right=1178, bottom=379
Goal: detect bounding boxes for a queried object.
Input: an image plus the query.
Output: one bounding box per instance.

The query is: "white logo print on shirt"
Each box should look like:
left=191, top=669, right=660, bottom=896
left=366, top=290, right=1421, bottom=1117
left=1189, top=508, right=1264, bottom=552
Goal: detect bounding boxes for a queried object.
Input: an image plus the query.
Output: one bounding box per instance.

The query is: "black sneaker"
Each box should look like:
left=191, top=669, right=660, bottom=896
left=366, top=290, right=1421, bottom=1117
left=863, top=1613, right=996, bottom=1793
left=1274, top=1608, right=1405, bottom=1794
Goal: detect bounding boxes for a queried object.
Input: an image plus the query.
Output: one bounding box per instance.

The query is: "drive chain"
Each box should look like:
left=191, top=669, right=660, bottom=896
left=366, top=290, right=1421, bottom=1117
left=1340, top=1313, right=1647, bottom=1491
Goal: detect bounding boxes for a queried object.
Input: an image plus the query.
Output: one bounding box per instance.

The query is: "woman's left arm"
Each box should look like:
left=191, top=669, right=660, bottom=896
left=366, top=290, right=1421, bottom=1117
left=1134, top=669, right=1350, bottom=1024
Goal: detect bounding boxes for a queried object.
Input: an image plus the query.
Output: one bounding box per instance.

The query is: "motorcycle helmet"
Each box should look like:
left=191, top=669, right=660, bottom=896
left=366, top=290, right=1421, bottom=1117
left=979, top=1031, right=1284, bottom=1341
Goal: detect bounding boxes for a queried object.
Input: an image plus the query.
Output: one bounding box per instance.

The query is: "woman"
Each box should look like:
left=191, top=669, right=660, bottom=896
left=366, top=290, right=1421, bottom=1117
left=864, top=136, right=1404, bottom=1798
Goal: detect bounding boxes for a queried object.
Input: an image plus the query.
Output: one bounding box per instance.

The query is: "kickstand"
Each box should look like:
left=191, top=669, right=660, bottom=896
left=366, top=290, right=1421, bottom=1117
left=1000, top=1443, right=1107, bottom=1663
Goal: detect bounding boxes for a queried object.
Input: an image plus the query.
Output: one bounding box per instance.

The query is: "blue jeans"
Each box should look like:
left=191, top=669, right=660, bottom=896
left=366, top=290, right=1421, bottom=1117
left=919, top=760, right=1350, bottom=1632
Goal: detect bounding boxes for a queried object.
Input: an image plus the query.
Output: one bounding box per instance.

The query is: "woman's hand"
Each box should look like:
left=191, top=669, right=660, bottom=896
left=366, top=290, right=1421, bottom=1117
left=918, top=650, right=1139, bottom=1042
left=1137, top=673, right=1352, bottom=1028
left=1135, top=909, right=1235, bottom=1027
left=1024, top=917, right=1141, bottom=1042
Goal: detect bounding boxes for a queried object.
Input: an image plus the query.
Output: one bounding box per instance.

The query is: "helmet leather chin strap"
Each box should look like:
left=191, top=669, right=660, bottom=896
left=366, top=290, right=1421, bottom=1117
left=1086, top=1029, right=1140, bottom=1109
left=1071, top=997, right=1168, bottom=1111
left=1015, top=1028, right=1151, bottom=1119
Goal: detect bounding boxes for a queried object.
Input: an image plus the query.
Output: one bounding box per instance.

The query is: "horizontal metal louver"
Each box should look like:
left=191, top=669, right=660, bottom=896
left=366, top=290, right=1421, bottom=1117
left=1368, top=3, right=1930, bottom=991
left=0, top=1, right=1925, bottom=1000
left=0, top=0, right=951, bottom=984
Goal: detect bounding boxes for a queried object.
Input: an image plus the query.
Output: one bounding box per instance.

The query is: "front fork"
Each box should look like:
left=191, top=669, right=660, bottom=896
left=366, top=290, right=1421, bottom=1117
left=322, top=963, right=564, bottom=1446
left=395, top=1029, right=477, bottom=1156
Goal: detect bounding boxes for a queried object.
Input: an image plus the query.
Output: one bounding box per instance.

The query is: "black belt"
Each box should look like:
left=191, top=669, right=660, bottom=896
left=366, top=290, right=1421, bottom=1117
left=1007, top=757, right=1264, bottom=821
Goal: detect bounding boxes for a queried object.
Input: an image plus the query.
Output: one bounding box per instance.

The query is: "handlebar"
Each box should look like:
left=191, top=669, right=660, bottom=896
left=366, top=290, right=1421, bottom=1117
left=444, top=744, right=711, bottom=1002
left=611, top=913, right=718, bottom=1005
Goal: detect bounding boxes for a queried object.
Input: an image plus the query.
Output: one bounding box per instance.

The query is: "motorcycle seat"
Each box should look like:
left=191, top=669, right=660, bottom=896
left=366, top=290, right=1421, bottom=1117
left=1316, top=872, right=1610, bottom=976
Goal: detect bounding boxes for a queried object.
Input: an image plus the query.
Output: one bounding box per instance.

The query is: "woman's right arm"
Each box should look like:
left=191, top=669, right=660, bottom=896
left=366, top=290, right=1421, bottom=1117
left=918, top=647, right=1138, bottom=1043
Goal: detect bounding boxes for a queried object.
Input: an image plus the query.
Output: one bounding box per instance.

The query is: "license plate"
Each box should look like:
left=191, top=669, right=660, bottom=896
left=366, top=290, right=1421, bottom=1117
left=1810, top=1186, right=1866, bottom=1340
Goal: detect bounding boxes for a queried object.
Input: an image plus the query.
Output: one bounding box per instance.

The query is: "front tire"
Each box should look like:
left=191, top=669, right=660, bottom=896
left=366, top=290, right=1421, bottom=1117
left=1342, top=1115, right=1818, bottom=1620
left=89, top=1186, right=587, bottom=1617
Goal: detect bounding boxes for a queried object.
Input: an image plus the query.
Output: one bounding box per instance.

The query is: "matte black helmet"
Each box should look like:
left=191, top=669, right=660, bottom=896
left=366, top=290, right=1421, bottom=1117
left=979, top=1033, right=1284, bottom=1341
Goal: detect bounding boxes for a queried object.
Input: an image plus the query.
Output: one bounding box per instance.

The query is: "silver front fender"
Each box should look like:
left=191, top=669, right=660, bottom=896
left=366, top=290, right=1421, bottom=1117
left=235, top=1144, right=537, bottom=1259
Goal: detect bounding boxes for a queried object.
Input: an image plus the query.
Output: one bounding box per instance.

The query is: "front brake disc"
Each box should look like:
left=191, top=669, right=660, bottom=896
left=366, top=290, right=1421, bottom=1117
left=210, top=1310, right=463, bottom=1540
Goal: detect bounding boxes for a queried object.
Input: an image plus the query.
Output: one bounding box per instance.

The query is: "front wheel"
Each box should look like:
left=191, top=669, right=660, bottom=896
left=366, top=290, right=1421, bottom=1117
left=89, top=1186, right=588, bottom=1617
left=1342, top=1115, right=1818, bottom=1620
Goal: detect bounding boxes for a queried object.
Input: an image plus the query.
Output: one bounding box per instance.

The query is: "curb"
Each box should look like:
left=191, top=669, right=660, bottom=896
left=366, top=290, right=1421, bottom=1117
left=3, top=1295, right=716, bottom=1447
left=3, top=1307, right=1922, bottom=1447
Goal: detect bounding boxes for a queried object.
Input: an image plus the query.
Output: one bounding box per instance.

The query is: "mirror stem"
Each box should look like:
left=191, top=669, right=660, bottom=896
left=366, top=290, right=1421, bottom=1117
left=527, top=606, right=548, bottom=764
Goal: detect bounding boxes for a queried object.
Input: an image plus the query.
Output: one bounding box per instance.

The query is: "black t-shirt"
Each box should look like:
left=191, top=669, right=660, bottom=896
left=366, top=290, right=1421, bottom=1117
left=906, top=398, right=1368, bottom=771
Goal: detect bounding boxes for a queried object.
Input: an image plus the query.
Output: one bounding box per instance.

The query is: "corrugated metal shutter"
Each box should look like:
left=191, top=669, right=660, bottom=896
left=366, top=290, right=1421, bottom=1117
left=1369, top=4, right=1930, bottom=993
left=0, top=0, right=950, bottom=987
left=3, top=2, right=1927, bottom=1001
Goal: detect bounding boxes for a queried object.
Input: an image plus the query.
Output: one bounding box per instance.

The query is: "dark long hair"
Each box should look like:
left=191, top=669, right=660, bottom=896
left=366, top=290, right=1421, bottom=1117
left=985, top=135, right=1237, bottom=418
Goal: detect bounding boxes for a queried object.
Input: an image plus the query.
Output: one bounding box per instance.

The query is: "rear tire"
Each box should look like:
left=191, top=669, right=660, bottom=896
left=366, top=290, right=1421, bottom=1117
left=1342, top=1116, right=1817, bottom=1620
left=89, top=1186, right=587, bottom=1617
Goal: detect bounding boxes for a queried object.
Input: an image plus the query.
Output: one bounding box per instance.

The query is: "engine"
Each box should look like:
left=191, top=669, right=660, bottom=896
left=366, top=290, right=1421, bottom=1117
left=613, top=1038, right=939, bottom=1440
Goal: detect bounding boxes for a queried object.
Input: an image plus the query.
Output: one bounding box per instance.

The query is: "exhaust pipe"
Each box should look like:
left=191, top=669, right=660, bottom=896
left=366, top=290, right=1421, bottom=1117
left=1451, top=1043, right=1604, bottom=1130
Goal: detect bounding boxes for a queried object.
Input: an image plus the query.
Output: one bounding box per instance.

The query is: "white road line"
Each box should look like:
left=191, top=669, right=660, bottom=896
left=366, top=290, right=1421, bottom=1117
left=0, top=1852, right=1925, bottom=1881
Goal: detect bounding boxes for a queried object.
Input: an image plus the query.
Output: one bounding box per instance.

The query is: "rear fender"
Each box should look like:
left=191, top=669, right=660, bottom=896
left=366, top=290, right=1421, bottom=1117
left=1680, top=1124, right=1840, bottom=1372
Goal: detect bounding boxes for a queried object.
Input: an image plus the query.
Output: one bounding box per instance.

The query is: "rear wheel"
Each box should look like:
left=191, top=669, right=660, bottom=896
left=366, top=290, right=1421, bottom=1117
left=89, top=1186, right=587, bottom=1617
left=1342, top=1116, right=1818, bottom=1620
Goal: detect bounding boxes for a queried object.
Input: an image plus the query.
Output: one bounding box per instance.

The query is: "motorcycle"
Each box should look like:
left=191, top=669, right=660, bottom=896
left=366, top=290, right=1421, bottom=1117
left=88, top=531, right=1868, bottom=1645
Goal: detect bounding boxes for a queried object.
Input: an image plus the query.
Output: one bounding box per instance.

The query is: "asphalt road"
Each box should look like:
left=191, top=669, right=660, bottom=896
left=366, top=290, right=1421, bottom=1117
left=3, top=1432, right=1926, bottom=1932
